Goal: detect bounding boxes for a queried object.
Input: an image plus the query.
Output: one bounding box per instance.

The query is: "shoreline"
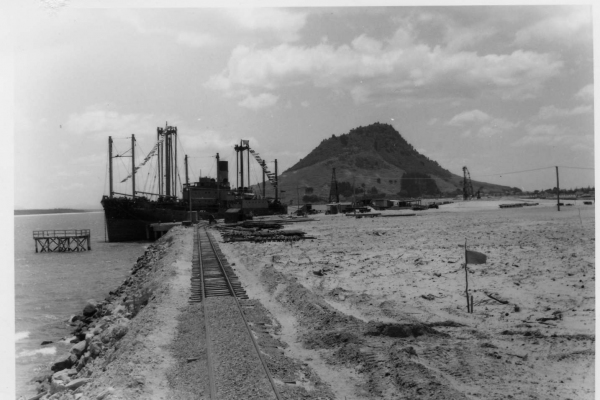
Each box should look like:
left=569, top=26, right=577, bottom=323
left=14, top=211, right=104, bottom=218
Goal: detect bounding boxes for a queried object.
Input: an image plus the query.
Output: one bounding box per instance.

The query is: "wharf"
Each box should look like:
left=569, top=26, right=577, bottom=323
left=33, top=229, right=91, bottom=252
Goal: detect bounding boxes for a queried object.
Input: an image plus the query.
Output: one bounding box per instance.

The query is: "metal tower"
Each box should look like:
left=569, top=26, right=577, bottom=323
left=462, top=166, right=474, bottom=200
left=328, top=168, right=339, bottom=203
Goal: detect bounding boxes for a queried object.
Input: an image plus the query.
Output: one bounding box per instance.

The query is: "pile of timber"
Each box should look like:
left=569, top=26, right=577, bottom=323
left=215, top=223, right=313, bottom=243
left=499, top=203, right=539, bottom=209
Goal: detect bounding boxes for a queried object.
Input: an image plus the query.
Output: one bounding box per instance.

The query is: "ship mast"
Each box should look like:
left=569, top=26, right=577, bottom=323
left=108, top=136, right=113, bottom=198
left=131, top=134, right=136, bottom=198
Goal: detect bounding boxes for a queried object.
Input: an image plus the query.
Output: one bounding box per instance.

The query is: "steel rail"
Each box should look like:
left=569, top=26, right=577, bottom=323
left=196, top=225, right=218, bottom=399
left=204, top=228, right=283, bottom=400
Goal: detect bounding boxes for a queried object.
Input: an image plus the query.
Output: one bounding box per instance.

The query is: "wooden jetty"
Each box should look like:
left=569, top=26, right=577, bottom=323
left=33, top=230, right=91, bottom=253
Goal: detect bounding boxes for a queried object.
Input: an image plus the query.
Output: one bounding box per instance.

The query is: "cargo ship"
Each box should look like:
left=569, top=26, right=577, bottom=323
left=101, top=125, right=287, bottom=242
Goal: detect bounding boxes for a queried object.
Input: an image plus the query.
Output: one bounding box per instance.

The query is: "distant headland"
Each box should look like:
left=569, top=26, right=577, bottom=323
left=14, top=209, right=100, bottom=216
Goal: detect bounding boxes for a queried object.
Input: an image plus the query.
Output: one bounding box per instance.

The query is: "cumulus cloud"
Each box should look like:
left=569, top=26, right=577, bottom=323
left=514, top=8, right=591, bottom=47
left=223, top=8, right=307, bottom=42
left=574, top=84, right=593, bottom=102
left=238, top=93, right=279, bottom=110
left=511, top=123, right=592, bottom=152
left=206, top=27, right=563, bottom=104
left=447, top=109, right=517, bottom=138
left=63, top=106, right=157, bottom=138
left=447, top=109, right=491, bottom=126
left=536, top=104, right=592, bottom=120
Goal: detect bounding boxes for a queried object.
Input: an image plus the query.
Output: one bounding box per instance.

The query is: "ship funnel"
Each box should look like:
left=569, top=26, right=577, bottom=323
left=218, top=161, right=229, bottom=184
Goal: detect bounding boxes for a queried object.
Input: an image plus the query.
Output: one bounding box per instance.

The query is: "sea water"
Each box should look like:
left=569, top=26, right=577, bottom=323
left=14, top=212, right=147, bottom=398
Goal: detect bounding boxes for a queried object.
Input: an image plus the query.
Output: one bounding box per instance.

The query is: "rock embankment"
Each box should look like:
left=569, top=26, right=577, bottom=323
left=23, top=227, right=193, bottom=400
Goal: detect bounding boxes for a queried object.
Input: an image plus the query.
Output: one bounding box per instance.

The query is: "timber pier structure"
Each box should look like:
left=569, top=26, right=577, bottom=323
left=33, top=229, right=91, bottom=253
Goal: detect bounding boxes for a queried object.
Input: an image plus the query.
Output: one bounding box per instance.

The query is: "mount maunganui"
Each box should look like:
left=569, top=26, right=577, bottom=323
left=271, top=123, right=512, bottom=202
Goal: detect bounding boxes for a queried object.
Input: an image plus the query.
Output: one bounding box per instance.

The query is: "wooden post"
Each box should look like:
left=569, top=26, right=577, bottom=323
left=131, top=134, right=136, bottom=198
left=353, top=177, right=356, bottom=216
left=464, top=238, right=470, bottom=313
left=556, top=166, right=560, bottom=211
left=108, top=136, right=113, bottom=198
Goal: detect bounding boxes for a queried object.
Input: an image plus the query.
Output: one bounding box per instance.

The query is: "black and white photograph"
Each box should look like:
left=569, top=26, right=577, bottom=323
left=6, top=1, right=596, bottom=399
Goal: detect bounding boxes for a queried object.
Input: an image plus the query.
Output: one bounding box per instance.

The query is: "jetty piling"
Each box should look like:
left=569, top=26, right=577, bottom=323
left=33, top=229, right=91, bottom=253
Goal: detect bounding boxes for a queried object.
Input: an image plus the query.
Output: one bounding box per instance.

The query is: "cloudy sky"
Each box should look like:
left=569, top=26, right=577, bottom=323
left=11, top=1, right=595, bottom=209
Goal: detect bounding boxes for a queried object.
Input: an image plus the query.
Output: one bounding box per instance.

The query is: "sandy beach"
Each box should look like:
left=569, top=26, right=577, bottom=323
left=219, top=198, right=595, bottom=399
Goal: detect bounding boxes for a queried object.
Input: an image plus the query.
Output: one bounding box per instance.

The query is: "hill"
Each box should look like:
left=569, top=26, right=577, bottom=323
left=261, top=123, right=513, bottom=203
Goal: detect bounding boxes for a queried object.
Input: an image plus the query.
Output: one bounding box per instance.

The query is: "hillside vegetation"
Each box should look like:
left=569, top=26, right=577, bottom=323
left=262, top=123, right=512, bottom=203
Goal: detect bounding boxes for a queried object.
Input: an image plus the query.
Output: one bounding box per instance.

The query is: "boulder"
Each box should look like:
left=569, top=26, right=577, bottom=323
left=51, top=354, right=75, bottom=372
left=70, top=340, right=87, bottom=357
left=74, top=353, right=89, bottom=371
left=96, top=387, right=114, bottom=400
left=88, top=341, right=102, bottom=357
left=65, top=378, right=92, bottom=391
left=82, top=300, right=98, bottom=317
left=30, top=373, right=52, bottom=383
left=50, top=372, right=69, bottom=394
left=51, top=370, right=72, bottom=384
left=111, top=324, right=129, bottom=341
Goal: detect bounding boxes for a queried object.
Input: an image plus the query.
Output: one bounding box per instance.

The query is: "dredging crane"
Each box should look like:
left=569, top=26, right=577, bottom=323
left=463, top=166, right=475, bottom=200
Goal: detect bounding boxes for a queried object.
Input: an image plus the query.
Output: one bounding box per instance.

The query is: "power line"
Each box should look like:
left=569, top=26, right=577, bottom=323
left=472, top=166, right=554, bottom=178
left=557, top=166, right=595, bottom=170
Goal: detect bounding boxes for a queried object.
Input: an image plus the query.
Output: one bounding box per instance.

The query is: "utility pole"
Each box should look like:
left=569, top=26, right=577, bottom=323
left=262, top=161, right=266, bottom=198
left=131, top=134, right=136, bottom=198
left=108, top=136, right=113, bottom=198
left=247, top=145, right=250, bottom=193
left=274, top=159, right=278, bottom=203
left=556, top=166, right=560, bottom=211
left=353, top=176, right=356, bottom=216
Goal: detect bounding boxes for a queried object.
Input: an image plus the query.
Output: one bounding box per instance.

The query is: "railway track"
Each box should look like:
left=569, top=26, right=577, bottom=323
left=190, top=224, right=281, bottom=400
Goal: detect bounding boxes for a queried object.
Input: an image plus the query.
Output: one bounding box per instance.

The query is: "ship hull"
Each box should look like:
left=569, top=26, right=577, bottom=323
left=102, top=197, right=191, bottom=242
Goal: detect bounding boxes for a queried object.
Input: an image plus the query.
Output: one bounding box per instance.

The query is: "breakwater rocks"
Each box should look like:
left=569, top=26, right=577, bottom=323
left=23, top=228, right=190, bottom=400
